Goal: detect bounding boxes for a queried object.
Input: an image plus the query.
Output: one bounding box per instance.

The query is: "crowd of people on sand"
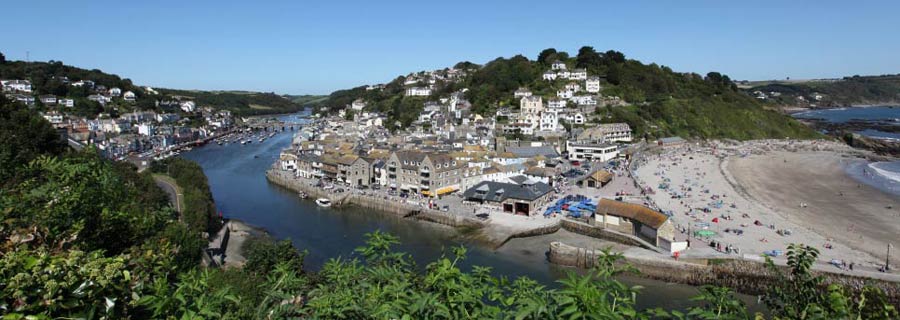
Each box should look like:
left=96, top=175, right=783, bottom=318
left=630, top=140, right=885, bottom=273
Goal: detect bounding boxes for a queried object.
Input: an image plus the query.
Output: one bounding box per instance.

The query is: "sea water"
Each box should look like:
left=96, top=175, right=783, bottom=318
left=847, top=160, right=900, bottom=196
left=793, top=106, right=900, bottom=141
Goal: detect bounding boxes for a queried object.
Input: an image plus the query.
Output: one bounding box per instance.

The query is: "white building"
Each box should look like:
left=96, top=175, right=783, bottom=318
left=123, top=91, right=136, bottom=102
left=585, top=76, right=601, bottom=93
left=520, top=96, right=543, bottom=115
left=557, top=89, right=573, bottom=99
left=1, top=80, right=32, bottom=93
left=514, top=88, right=532, bottom=98
left=351, top=99, right=366, bottom=111
left=557, top=70, right=571, bottom=79
left=565, top=82, right=581, bottom=93
left=181, top=101, right=196, bottom=112
left=109, top=87, right=122, bottom=97
left=551, top=61, right=567, bottom=70
left=572, top=95, right=597, bottom=106
left=579, top=123, right=633, bottom=142
left=570, top=69, right=588, bottom=80
left=42, top=112, right=64, bottom=124
left=567, top=141, right=619, bottom=161
left=539, top=112, right=559, bottom=132
left=137, top=123, right=156, bottom=136
left=59, top=98, right=75, bottom=107
left=547, top=98, right=567, bottom=111
left=542, top=71, right=558, bottom=81
left=405, top=87, right=432, bottom=96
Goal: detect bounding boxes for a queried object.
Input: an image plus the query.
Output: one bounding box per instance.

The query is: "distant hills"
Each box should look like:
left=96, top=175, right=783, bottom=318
left=0, top=59, right=307, bottom=117
left=316, top=47, right=821, bottom=140
left=744, top=74, right=900, bottom=108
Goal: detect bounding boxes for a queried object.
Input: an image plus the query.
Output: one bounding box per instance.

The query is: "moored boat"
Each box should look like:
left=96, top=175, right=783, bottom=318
left=315, top=198, right=332, bottom=207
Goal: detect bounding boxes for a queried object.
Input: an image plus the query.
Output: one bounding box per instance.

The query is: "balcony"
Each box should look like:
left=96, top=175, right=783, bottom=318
left=420, top=180, right=430, bottom=186
left=420, top=172, right=430, bottom=178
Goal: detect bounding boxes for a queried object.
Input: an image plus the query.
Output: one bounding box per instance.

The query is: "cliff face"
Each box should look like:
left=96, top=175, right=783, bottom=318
left=842, top=132, right=900, bottom=157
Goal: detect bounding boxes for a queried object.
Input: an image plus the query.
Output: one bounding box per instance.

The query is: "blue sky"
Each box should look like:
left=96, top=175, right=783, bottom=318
left=2, top=1, right=898, bottom=94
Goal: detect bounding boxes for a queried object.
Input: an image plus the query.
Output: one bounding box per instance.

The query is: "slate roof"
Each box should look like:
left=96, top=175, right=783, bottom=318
left=505, top=146, right=559, bottom=159
left=462, top=180, right=552, bottom=203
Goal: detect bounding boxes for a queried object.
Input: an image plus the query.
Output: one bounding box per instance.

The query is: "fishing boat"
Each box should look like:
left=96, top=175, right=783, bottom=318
left=298, top=191, right=308, bottom=199
left=315, top=198, right=332, bottom=207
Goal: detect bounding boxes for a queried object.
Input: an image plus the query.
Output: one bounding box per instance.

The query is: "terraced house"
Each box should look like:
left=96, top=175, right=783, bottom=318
left=386, top=151, right=466, bottom=197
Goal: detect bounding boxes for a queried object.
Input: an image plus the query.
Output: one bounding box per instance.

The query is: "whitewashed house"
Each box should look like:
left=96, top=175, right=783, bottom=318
left=539, top=112, right=559, bottom=132
left=557, top=89, right=573, bottom=99
left=572, top=95, right=597, bottom=106
left=548, top=98, right=567, bottom=111
left=59, top=98, right=75, bottom=107
left=542, top=71, right=558, bottom=81
left=405, top=87, right=432, bottom=96
left=181, top=101, right=196, bottom=112
left=551, top=61, right=567, bottom=70
left=565, top=82, right=581, bottom=92
left=514, top=88, right=532, bottom=98
left=109, top=87, right=122, bottom=97
left=570, top=69, right=587, bottom=80
left=585, top=76, right=601, bottom=93
left=351, top=99, right=366, bottom=111
left=1, top=80, right=32, bottom=92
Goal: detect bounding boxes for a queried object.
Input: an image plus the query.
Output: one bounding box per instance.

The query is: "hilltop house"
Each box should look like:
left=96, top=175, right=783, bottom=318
left=570, top=69, right=588, bottom=80
left=109, top=87, right=122, bottom=97
left=123, top=91, right=136, bottom=102
left=542, top=71, right=558, bottom=81
left=551, top=61, right=567, bottom=70
left=39, top=95, right=57, bottom=105
left=1, top=80, right=32, bottom=93
left=59, top=98, right=75, bottom=107
left=405, top=87, right=432, bottom=96
left=514, top=88, right=533, bottom=98
left=547, top=98, right=567, bottom=111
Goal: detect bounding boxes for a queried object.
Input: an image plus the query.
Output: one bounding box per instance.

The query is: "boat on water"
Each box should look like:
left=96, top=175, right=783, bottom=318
left=315, top=198, right=332, bottom=207
left=298, top=191, right=308, bottom=199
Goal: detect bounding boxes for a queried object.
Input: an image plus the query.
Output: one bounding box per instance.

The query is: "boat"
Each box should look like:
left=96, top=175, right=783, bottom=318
left=315, top=198, right=332, bottom=207
left=298, top=191, right=308, bottom=199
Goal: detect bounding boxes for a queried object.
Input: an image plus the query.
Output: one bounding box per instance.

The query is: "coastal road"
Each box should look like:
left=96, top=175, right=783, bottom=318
left=153, top=174, right=184, bottom=214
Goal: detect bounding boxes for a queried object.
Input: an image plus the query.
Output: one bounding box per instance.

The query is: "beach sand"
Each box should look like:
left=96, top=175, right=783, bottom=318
left=635, top=142, right=899, bottom=270
left=729, top=151, right=900, bottom=263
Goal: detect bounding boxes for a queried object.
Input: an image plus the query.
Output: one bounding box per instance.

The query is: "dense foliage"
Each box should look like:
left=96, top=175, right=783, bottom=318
left=317, top=47, right=819, bottom=140
left=150, top=158, right=220, bottom=235
left=0, top=96, right=67, bottom=182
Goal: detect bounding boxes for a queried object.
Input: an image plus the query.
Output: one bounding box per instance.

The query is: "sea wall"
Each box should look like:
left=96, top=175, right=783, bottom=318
left=559, top=219, right=663, bottom=253
left=549, top=241, right=900, bottom=304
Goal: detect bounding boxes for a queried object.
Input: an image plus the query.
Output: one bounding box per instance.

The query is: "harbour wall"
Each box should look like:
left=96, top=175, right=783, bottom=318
left=549, top=241, right=900, bottom=305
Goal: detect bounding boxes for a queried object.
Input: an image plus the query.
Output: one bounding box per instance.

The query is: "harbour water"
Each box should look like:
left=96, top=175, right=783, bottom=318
left=846, top=159, right=900, bottom=197
left=181, top=113, right=762, bottom=311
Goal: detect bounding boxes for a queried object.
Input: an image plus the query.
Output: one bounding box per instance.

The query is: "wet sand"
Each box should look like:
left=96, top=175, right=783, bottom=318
left=729, top=151, right=900, bottom=263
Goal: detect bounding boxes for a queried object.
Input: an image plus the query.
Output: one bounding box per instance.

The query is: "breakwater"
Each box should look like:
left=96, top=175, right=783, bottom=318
left=549, top=241, right=900, bottom=305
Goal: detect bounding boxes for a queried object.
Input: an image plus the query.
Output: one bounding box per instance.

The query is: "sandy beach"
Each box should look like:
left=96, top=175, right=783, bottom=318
left=729, top=151, right=899, bottom=263
left=635, top=140, right=900, bottom=271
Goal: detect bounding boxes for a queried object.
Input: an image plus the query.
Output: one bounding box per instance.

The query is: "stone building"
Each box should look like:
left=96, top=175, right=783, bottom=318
left=594, top=199, right=675, bottom=247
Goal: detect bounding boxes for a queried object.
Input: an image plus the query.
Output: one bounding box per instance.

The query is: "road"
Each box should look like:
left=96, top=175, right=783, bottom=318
left=153, top=174, right=184, bottom=214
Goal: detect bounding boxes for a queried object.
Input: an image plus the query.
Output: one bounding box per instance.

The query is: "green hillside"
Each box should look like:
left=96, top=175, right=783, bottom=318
left=0, top=59, right=304, bottom=117
left=748, top=74, right=900, bottom=107
left=318, top=47, right=819, bottom=140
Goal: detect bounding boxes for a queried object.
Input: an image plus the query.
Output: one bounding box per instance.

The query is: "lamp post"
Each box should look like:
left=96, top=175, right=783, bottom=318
left=887, top=243, right=893, bottom=271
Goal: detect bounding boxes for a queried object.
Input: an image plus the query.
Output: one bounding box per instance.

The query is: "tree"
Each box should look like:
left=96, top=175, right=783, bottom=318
left=0, top=51, right=6, bottom=64
left=604, top=50, right=626, bottom=63
left=576, top=46, right=602, bottom=69
left=0, top=96, right=66, bottom=181
left=537, top=48, right=558, bottom=65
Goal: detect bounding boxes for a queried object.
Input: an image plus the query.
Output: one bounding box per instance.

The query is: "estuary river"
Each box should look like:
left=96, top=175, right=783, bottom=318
left=181, top=113, right=763, bottom=311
